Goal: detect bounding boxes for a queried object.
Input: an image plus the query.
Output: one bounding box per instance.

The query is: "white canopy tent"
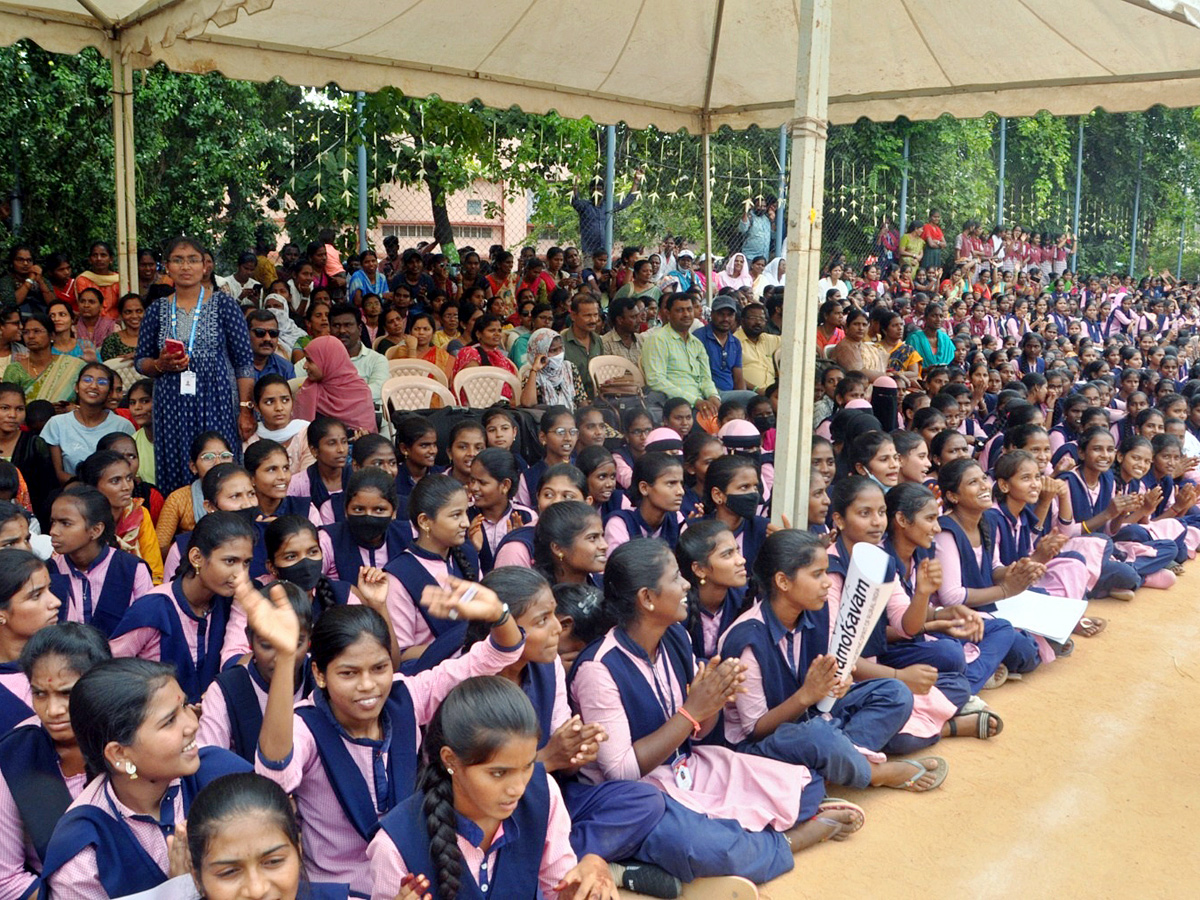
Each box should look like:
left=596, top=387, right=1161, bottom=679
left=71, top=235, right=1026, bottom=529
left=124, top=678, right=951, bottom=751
left=2, top=0, right=1200, bottom=522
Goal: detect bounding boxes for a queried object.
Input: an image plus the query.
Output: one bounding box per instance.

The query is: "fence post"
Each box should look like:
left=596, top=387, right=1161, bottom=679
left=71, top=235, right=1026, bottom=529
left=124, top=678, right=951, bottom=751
left=1130, top=141, right=1143, bottom=277
left=356, top=92, right=368, bottom=252
left=603, top=125, right=616, bottom=261
left=702, top=130, right=714, bottom=307
left=1178, top=216, right=1186, bottom=280
left=775, top=123, right=788, bottom=256
left=997, top=117, right=1006, bottom=226
left=898, top=133, right=909, bottom=235
left=1072, top=118, right=1084, bottom=270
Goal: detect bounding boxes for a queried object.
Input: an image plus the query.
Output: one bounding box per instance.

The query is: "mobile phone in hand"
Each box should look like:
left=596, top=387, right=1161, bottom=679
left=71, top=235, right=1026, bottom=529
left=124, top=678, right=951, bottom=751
left=164, top=338, right=186, bottom=356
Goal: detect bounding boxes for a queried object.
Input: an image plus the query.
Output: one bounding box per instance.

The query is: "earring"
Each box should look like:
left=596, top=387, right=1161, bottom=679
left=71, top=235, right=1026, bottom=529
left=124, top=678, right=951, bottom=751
left=647, top=604, right=654, bottom=611
left=193, top=564, right=201, bottom=576
left=556, top=552, right=564, bottom=560
left=446, top=767, right=454, bottom=775
left=699, top=576, right=706, bottom=585
left=125, top=760, right=138, bottom=780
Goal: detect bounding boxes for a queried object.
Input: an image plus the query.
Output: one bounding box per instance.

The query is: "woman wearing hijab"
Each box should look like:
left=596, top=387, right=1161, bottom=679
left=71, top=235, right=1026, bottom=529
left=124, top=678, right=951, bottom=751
left=716, top=252, right=754, bottom=292
left=262, top=291, right=306, bottom=357
left=518, top=327, right=586, bottom=409
left=293, top=335, right=378, bottom=434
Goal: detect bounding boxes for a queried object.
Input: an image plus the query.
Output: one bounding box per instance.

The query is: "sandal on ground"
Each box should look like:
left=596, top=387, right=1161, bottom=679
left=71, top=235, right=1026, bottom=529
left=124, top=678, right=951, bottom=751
left=947, top=710, right=1004, bottom=740
left=1047, top=637, right=1075, bottom=657
left=816, top=798, right=866, bottom=833
left=1106, top=588, right=1136, bottom=601
left=1073, top=615, right=1107, bottom=638
left=982, top=663, right=1009, bottom=690
left=1170, top=562, right=1186, bottom=575
left=889, top=757, right=949, bottom=792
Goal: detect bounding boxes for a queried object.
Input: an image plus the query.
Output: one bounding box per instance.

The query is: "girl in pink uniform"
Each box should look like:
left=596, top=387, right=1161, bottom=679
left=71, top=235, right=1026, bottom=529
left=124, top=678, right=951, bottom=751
left=0, top=551, right=63, bottom=729
left=368, top=677, right=616, bottom=900
left=0, top=623, right=109, bottom=899
left=245, top=573, right=527, bottom=897
left=570, top=538, right=864, bottom=858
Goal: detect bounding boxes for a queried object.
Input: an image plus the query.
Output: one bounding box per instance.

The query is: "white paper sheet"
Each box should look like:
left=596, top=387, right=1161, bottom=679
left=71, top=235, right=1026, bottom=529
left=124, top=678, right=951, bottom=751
left=992, top=590, right=1088, bottom=645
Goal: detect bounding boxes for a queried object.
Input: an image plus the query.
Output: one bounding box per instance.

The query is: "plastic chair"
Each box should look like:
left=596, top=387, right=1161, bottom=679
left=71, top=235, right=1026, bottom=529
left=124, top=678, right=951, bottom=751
left=387, top=357, right=450, bottom=387
left=381, top=376, right=455, bottom=418
left=501, top=329, right=522, bottom=351
left=589, top=354, right=646, bottom=389
left=453, top=367, right=521, bottom=408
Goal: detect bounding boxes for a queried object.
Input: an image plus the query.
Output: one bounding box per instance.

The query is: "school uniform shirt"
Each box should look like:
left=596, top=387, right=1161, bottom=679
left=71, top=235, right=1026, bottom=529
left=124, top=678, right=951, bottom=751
left=492, top=525, right=535, bottom=569
left=0, top=716, right=88, bottom=898
left=318, top=520, right=411, bottom=581
left=470, top=503, right=537, bottom=574
left=382, top=545, right=480, bottom=655
left=570, top=624, right=813, bottom=833
left=366, top=766, right=577, bottom=900
left=0, top=664, right=31, bottom=728
left=197, top=661, right=314, bottom=760
left=603, top=509, right=686, bottom=552
left=255, top=634, right=524, bottom=895
left=49, top=547, right=154, bottom=637
left=43, top=749, right=249, bottom=900
left=108, top=582, right=232, bottom=702
left=288, top=466, right=349, bottom=521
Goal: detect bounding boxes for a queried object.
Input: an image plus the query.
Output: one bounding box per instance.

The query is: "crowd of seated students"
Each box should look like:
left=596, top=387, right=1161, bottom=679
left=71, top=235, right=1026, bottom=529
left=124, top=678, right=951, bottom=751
left=0, top=225, right=1194, bottom=900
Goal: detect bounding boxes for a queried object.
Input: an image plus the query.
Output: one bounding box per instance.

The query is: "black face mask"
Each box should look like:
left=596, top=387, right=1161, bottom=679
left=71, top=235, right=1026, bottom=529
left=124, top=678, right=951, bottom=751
left=724, top=490, right=762, bottom=520
left=276, top=557, right=323, bottom=592
left=346, top=514, right=392, bottom=547
left=753, top=414, right=776, bottom=433
left=234, top=507, right=261, bottom=527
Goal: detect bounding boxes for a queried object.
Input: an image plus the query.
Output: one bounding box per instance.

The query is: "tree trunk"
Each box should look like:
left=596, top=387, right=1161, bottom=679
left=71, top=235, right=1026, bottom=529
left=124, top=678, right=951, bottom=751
left=423, top=156, right=456, bottom=254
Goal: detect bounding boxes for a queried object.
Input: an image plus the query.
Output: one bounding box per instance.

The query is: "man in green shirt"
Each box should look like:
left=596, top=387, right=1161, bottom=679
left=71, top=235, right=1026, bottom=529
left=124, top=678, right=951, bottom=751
left=640, top=292, right=720, bottom=418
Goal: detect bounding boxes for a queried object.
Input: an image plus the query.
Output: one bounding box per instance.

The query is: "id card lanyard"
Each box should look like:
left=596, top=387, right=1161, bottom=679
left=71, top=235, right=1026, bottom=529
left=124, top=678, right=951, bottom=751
left=171, top=288, right=204, bottom=395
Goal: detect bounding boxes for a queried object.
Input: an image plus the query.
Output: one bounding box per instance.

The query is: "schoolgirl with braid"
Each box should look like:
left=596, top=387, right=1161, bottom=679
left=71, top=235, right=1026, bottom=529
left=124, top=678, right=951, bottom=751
left=368, top=676, right=618, bottom=900
left=240, top=573, right=528, bottom=897
left=383, top=475, right=481, bottom=660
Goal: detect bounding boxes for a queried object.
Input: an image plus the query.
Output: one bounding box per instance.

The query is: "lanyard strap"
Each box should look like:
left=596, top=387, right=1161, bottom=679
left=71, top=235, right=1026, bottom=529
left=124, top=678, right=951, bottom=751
left=171, top=288, right=205, bottom=355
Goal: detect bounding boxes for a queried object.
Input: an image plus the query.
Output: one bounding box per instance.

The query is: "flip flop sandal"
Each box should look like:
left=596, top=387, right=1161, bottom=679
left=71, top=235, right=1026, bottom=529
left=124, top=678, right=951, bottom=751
left=982, top=663, right=1009, bottom=690
left=1047, top=637, right=1075, bottom=657
left=816, top=798, right=866, bottom=834
left=945, top=710, right=1003, bottom=740
left=1073, top=615, right=1107, bottom=637
left=1107, top=588, right=1136, bottom=601
left=892, top=756, right=950, bottom=792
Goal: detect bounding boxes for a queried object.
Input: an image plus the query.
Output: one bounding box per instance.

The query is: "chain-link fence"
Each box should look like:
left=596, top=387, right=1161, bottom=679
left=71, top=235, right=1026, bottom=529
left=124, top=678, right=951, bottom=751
left=270, top=111, right=1200, bottom=283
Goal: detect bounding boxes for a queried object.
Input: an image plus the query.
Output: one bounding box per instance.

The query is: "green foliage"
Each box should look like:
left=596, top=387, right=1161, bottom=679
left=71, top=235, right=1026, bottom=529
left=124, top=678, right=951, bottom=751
left=0, top=41, right=296, bottom=267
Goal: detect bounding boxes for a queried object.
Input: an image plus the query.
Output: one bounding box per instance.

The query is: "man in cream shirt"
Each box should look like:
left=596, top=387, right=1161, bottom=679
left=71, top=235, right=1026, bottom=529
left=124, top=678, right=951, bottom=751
left=735, top=300, right=781, bottom=392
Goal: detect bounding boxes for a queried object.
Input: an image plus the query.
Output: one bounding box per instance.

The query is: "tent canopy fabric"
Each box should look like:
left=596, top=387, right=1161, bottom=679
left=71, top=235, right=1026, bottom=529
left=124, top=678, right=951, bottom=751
left=2, top=0, right=1200, bottom=131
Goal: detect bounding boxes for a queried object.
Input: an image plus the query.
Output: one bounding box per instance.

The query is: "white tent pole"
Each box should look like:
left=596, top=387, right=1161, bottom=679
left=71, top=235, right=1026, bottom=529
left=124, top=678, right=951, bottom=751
left=702, top=129, right=713, bottom=307
left=111, top=48, right=130, bottom=295
left=120, top=49, right=138, bottom=288
left=772, top=0, right=831, bottom=528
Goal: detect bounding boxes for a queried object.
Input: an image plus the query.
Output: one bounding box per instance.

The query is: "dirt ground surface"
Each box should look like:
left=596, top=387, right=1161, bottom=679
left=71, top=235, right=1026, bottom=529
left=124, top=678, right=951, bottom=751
left=634, top=576, right=1200, bottom=900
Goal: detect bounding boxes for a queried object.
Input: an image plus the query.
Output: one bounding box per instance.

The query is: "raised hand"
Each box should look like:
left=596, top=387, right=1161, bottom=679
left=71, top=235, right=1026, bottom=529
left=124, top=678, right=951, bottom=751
left=354, top=566, right=390, bottom=613
left=234, top=573, right=299, bottom=656
left=1031, top=532, right=1067, bottom=564
left=420, top=575, right=505, bottom=623
left=554, top=853, right=619, bottom=900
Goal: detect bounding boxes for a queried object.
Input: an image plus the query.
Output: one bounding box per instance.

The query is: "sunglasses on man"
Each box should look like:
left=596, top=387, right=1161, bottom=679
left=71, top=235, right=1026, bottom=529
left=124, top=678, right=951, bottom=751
left=252, top=327, right=280, bottom=339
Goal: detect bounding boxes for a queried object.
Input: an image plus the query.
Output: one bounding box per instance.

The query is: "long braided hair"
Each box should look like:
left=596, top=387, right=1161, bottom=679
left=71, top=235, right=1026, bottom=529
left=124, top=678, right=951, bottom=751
left=419, top=676, right=540, bottom=900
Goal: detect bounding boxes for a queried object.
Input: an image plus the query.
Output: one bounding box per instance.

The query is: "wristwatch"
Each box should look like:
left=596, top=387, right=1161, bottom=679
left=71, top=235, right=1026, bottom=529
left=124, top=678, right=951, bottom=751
left=239, top=401, right=255, bottom=409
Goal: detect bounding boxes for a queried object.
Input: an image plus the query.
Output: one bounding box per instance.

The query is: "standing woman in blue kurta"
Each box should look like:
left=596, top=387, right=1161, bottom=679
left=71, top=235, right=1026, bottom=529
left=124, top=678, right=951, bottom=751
left=135, top=238, right=256, bottom=493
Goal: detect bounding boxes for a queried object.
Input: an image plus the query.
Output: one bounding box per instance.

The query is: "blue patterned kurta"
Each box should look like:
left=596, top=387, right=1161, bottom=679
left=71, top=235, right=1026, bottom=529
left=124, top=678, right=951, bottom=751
left=135, top=289, right=255, bottom=493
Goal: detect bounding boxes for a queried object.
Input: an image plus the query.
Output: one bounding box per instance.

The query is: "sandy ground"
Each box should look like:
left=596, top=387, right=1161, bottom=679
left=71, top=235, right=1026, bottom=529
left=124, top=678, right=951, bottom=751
left=640, top=575, right=1200, bottom=900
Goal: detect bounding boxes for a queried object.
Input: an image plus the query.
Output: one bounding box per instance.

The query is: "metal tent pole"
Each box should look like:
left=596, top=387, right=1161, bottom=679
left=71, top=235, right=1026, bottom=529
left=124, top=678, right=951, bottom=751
left=356, top=92, right=368, bottom=252
left=997, top=117, right=1006, bottom=226
left=775, top=123, right=788, bottom=256
left=1072, top=118, right=1083, bottom=270
left=603, top=125, right=615, bottom=260
left=703, top=130, right=714, bottom=306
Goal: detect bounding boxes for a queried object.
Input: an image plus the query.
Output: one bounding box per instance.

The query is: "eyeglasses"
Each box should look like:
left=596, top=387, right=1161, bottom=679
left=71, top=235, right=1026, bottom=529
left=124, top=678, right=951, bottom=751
left=199, top=451, right=235, bottom=463
left=252, top=328, right=280, bottom=339
left=79, top=375, right=110, bottom=387
left=628, top=427, right=652, bottom=438
left=169, top=256, right=203, bottom=267
left=550, top=427, right=579, bottom=438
